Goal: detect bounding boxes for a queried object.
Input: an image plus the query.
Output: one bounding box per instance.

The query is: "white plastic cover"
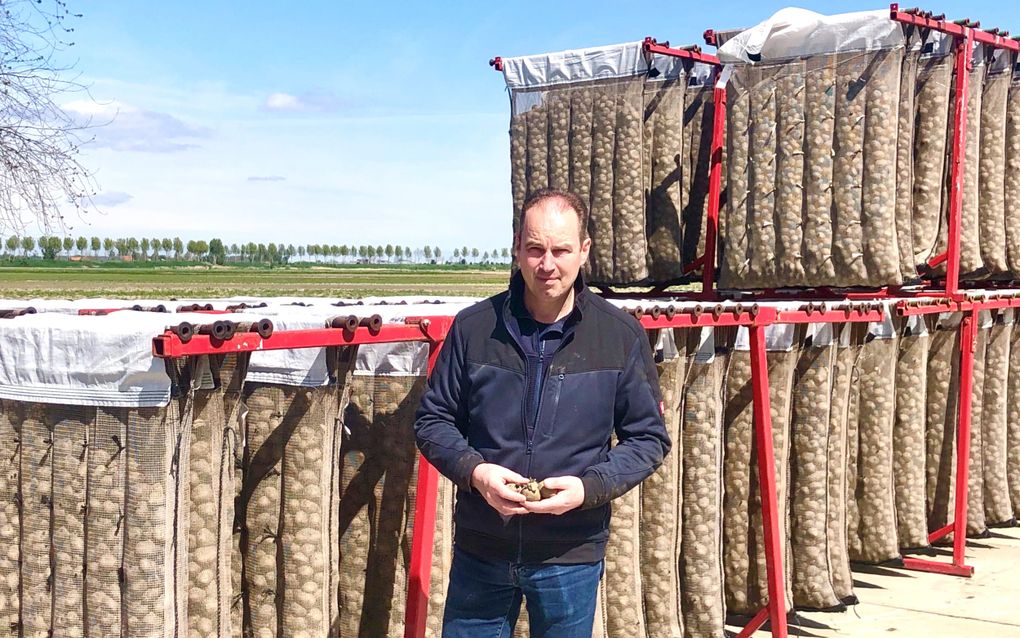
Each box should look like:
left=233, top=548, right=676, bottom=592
left=718, top=8, right=904, bottom=63
left=501, top=41, right=684, bottom=89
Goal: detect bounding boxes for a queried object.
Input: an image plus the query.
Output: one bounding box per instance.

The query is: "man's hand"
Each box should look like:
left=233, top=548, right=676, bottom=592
left=470, top=463, right=529, bottom=516
left=521, top=476, right=584, bottom=515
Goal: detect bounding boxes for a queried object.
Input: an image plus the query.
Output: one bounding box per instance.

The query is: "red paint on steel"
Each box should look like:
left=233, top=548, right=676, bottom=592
left=642, top=37, right=722, bottom=66
left=927, top=522, right=955, bottom=544
left=404, top=336, right=448, bottom=638
left=889, top=4, right=1020, bottom=52
left=747, top=325, right=789, bottom=638
left=703, top=81, right=726, bottom=295
left=944, top=29, right=973, bottom=298
left=734, top=607, right=770, bottom=638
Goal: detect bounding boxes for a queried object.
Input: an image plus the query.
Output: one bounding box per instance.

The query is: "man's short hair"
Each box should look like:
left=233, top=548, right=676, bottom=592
left=518, top=188, right=590, bottom=244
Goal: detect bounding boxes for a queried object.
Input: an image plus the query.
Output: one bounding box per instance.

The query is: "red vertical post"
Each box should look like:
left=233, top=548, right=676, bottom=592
left=743, top=325, right=789, bottom=638
left=951, top=310, right=977, bottom=571
left=945, top=29, right=973, bottom=298
left=404, top=338, right=447, bottom=638
left=702, top=72, right=726, bottom=297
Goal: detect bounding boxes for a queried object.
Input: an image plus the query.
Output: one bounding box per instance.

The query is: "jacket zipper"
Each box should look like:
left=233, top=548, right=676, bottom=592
left=519, top=339, right=547, bottom=562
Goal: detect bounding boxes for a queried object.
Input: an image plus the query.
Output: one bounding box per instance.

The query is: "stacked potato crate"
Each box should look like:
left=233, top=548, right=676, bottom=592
left=502, top=41, right=716, bottom=286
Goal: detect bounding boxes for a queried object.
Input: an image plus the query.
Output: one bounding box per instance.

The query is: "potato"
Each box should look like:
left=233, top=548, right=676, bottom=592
left=680, top=329, right=727, bottom=635
left=0, top=401, right=20, bottom=630
left=746, top=66, right=779, bottom=287
left=979, top=68, right=1010, bottom=274
left=832, top=53, right=869, bottom=285
left=926, top=316, right=961, bottom=534
left=589, top=82, right=618, bottom=282
left=645, top=79, right=685, bottom=280
left=965, top=323, right=989, bottom=537
left=612, top=78, right=649, bottom=283
left=1005, top=78, right=1020, bottom=274
left=893, top=320, right=930, bottom=549
left=683, top=82, right=715, bottom=268
left=828, top=326, right=860, bottom=602
left=720, top=69, right=752, bottom=288
left=1007, top=321, right=1020, bottom=518
left=895, top=48, right=919, bottom=281
left=774, top=62, right=808, bottom=285
left=51, top=407, right=91, bottom=638
left=912, top=55, right=953, bottom=264
left=981, top=320, right=1012, bottom=525
left=803, top=55, right=839, bottom=284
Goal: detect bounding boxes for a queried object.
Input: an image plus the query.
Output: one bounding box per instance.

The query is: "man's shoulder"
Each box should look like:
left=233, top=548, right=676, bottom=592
left=580, top=292, right=644, bottom=340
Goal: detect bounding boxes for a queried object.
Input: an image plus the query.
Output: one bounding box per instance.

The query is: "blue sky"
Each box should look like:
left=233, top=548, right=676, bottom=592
left=52, top=1, right=1020, bottom=252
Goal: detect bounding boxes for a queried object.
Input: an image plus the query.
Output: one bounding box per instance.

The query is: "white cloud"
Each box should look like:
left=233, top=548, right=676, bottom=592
left=247, top=176, right=286, bottom=182
left=91, top=191, right=133, bottom=206
left=63, top=100, right=211, bottom=153
left=263, top=91, right=348, bottom=114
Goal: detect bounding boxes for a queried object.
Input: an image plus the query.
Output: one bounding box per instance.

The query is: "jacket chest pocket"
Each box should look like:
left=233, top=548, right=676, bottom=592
left=465, top=363, right=526, bottom=451
left=537, top=369, right=617, bottom=443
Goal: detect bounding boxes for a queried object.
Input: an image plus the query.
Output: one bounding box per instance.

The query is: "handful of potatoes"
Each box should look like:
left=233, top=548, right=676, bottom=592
left=513, top=479, right=556, bottom=502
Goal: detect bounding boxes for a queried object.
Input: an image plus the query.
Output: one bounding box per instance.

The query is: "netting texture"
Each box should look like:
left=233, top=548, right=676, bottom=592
left=722, top=346, right=795, bottom=616
left=981, top=320, right=1013, bottom=525
left=1006, top=74, right=1020, bottom=273
left=1008, top=321, right=1020, bottom=519
left=827, top=326, right=862, bottom=603
left=605, top=430, right=645, bottom=637
left=337, top=374, right=427, bottom=637
left=18, top=401, right=54, bottom=636
left=979, top=67, right=1010, bottom=275
left=925, top=317, right=961, bottom=534
left=789, top=329, right=841, bottom=610
left=966, top=324, right=988, bottom=537
left=679, top=328, right=728, bottom=636
left=848, top=334, right=900, bottom=564
left=644, top=78, right=686, bottom=280
left=721, top=50, right=903, bottom=288
left=911, top=52, right=953, bottom=265
left=639, top=330, right=685, bottom=638
left=51, top=405, right=92, bottom=636
left=893, top=321, right=930, bottom=549
left=0, top=401, right=20, bottom=631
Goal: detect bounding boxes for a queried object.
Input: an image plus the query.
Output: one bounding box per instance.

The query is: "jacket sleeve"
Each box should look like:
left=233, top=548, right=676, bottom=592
left=414, top=317, right=485, bottom=493
left=579, top=331, right=671, bottom=509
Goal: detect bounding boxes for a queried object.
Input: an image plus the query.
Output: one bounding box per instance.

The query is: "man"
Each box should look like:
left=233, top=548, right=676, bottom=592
left=414, top=188, right=670, bottom=638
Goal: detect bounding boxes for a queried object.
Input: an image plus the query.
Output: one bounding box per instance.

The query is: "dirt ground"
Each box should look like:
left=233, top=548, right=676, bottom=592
left=727, top=525, right=1020, bottom=637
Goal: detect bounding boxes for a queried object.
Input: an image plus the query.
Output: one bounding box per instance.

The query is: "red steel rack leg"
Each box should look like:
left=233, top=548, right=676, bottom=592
left=702, top=77, right=726, bottom=296
left=902, top=309, right=976, bottom=577
left=943, top=29, right=973, bottom=298
left=404, top=338, right=448, bottom=638
left=737, top=325, right=789, bottom=638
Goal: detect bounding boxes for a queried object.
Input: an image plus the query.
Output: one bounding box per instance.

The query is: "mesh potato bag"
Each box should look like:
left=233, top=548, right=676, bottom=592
left=965, top=315, right=990, bottom=537
left=337, top=372, right=428, bottom=637
left=932, top=60, right=985, bottom=278
left=722, top=326, right=795, bottom=616
left=1005, top=67, right=1020, bottom=273
left=1008, top=318, right=1020, bottom=519
left=612, top=77, right=649, bottom=283
left=17, top=401, right=55, bottom=636
left=681, top=78, right=716, bottom=271
left=827, top=324, right=863, bottom=603
left=679, top=327, right=729, bottom=636
left=893, top=316, right=931, bottom=549
left=639, top=329, right=686, bottom=638
left=925, top=313, right=962, bottom=534
left=789, top=324, right=842, bottom=610
left=604, top=427, right=645, bottom=638
left=721, top=47, right=903, bottom=288
left=981, top=312, right=1013, bottom=526
left=894, top=37, right=919, bottom=281
left=186, top=354, right=250, bottom=638
left=978, top=52, right=1012, bottom=276
left=848, top=319, right=900, bottom=564
left=644, top=77, right=686, bottom=280
left=0, top=401, right=20, bottom=631
left=425, top=475, right=455, bottom=638
left=911, top=45, right=954, bottom=265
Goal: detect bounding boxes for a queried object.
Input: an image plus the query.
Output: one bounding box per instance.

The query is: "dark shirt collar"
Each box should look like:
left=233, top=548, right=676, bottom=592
left=507, top=269, right=587, bottom=325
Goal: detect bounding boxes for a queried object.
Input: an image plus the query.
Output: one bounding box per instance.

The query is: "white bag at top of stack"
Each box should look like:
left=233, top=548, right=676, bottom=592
left=500, top=41, right=717, bottom=286
left=717, top=8, right=1020, bottom=289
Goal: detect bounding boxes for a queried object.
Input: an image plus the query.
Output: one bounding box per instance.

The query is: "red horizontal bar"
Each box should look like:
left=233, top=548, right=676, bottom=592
left=927, top=252, right=949, bottom=268
left=901, top=557, right=974, bottom=577
left=776, top=309, right=886, bottom=324
left=152, top=319, right=453, bottom=358
left=889, top=3, right=1020, bottom=52
left=896, top=296, right=1020, bottom=316
left=643, top=37, right=722, bottom=66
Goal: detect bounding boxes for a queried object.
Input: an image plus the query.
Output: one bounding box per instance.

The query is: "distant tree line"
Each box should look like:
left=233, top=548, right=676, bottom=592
left=1, top=235, right=513, bottom=266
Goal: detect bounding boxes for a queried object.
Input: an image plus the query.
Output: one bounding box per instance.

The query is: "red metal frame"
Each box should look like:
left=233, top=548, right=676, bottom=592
left=642, top=38, right=724, bottom=294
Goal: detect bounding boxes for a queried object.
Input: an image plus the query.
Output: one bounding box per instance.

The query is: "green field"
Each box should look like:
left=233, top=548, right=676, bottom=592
left=0, top=262, right=512, bottom=299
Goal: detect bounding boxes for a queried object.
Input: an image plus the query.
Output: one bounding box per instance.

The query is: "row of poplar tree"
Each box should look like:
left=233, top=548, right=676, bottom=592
left=2, top=235, right=513, bottom=266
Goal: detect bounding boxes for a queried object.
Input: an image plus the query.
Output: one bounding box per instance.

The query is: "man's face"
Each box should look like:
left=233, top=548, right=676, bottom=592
left=515, top=199, right=591, bottom=305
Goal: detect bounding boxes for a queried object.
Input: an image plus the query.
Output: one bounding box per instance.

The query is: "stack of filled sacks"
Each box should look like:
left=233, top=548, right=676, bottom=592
left=500, top=42, right=718, bottom=286
left=717, top=8, right=1020, bottom=289
left=0, top=300, right=468, bottom=637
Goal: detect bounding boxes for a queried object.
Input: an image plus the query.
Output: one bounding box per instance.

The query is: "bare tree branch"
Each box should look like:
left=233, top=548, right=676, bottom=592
left=0, top=0, right=97, bottom=235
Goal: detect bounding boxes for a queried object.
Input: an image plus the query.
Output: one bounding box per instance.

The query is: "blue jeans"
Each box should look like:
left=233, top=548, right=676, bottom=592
left=442, top=546, right=603, bottom=638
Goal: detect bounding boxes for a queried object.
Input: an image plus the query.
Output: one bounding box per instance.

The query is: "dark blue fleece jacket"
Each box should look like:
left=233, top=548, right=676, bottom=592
left=414, top=272, right=670, bottom=563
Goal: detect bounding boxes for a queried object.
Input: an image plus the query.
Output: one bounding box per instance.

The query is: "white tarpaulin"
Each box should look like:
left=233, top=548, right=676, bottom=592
left=718, top=8, right=904, bottom=63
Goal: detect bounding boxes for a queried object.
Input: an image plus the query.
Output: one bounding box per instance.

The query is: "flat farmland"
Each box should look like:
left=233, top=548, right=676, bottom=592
left=0, top=264, right=512, bottom=299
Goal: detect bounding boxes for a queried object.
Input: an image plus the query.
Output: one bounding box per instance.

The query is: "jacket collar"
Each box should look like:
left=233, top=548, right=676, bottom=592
left=505, top=269, right=588, bottom=325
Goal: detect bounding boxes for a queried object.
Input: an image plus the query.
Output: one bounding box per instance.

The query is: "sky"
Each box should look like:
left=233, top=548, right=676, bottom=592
left=36, top=1, right=1020, bottom=253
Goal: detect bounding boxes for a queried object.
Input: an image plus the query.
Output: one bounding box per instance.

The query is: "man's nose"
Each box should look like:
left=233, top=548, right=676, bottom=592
left=539, top=251, right=555, bottom=270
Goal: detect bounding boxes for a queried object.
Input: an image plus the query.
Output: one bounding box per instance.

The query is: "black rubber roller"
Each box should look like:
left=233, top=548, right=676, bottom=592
left=329, top=314, right=360, bottom=331
left=359, top=314, right=383, bottom=333
left=170, top=322, right=194, bottom=343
